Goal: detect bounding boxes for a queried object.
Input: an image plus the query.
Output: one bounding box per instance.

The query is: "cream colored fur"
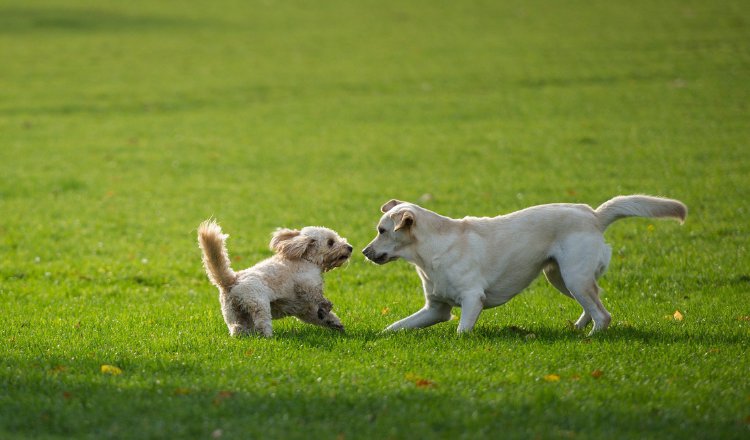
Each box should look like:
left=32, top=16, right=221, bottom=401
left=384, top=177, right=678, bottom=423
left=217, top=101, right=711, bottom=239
left=198, top=220, right=352, bottom=337
left=363, top=195, right=686, bottom=335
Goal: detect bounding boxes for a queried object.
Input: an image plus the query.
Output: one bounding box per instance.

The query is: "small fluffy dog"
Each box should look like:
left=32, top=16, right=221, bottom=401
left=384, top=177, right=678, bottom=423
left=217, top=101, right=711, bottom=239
left=198, top=220, right=352, bottom=337
left=363, top=195, right=687, bottom=335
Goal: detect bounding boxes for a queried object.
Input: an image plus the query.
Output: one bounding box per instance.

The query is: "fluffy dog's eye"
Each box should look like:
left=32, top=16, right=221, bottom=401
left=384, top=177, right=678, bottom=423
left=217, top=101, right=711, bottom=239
left=327, top=239, right=334, bottom=247
left=378, top=227, right=386, bottom=235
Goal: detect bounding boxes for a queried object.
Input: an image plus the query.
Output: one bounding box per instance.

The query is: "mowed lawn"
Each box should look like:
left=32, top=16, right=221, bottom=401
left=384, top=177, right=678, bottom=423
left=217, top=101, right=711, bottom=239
left=1, top=0, right=749, bottom=438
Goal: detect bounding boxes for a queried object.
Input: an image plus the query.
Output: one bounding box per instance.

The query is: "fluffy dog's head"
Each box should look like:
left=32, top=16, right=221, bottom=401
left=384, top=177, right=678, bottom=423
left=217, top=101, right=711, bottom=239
left=270, top=226, right=353, bottom=271
left=362, top=199, right=418, bottom=265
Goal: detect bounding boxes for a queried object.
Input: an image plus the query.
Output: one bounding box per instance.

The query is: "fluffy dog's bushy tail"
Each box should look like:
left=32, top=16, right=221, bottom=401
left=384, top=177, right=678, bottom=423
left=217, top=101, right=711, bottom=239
left=198, top=219, right=237, bottom=291
left=595, top=195, right=687, bottom=231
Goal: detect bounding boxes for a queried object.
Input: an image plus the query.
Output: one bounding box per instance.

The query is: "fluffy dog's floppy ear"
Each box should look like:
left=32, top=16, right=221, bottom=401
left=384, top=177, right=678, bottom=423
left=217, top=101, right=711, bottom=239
left=393, top=210, right=415, bottom=231
left=381, top=199, right=404, bottom=213
left=270, top=229, right=313, bottom=259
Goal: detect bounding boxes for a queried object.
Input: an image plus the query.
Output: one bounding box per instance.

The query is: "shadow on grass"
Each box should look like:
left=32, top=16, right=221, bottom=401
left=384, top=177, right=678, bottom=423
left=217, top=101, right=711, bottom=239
left=1, top=364, right=743, bottom=439
left=0, top=7, right=199, bottom=34
left=270, top=321, right=748, bottom=349
left=472, top=323, right=749, bottom=346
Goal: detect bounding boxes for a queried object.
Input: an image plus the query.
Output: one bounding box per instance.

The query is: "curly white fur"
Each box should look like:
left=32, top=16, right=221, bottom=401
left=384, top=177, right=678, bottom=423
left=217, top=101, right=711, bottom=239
left=198, top=220, right=352, bottom=337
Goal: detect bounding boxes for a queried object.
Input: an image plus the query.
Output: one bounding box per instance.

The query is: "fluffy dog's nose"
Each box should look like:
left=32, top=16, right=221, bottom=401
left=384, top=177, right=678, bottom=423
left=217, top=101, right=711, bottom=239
left=345, top=244, right=353, bottom=253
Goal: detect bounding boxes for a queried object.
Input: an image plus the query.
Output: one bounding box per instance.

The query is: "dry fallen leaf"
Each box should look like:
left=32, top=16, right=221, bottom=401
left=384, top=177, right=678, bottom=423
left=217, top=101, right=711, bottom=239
left=673, top=310, right=684, bottom=321
left=543, top=374, right=561, bottom=382
left=213, top=390, right=234, bottom=406
left=405, top=373, right=436, bottom=388
left=381, top=307, right=390, bottom=316
left=50, top=365, right=67, bottom=374
left=591, top=369, right=604, bottom=379
left=100, top=364, right=122, bottom=375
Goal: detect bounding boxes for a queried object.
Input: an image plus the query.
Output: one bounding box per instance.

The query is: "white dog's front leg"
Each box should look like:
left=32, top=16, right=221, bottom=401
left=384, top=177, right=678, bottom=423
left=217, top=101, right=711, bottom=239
left=385, top=301, right=452, bottom=331
left=457, top=292, right=485, bottom=333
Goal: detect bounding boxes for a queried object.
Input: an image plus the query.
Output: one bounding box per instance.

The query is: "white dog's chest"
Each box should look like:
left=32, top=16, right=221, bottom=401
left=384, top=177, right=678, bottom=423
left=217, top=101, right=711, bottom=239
left=417, top=268, right=466, bottom=307
left=426, top=289, right=461, bottom=307
left=418, top=261, right=540, bottom=309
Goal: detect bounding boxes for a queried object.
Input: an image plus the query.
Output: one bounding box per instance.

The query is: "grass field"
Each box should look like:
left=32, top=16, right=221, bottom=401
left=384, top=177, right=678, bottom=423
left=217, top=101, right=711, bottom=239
left=1, top=0, right=749, bottom=438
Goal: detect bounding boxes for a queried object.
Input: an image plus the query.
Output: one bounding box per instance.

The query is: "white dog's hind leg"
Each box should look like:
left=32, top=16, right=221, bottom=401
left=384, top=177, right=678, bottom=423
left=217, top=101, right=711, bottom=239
left=386, top=301, right=452, bottom=331
left=544, top=261, right=573, bottom=298
left=556, top=237, right=612, bottom=335
left=566, top=279, right=610, bottom=335
left=574, top=311, right=592, bottom=329
left=544, top=262, right=592, bottom=330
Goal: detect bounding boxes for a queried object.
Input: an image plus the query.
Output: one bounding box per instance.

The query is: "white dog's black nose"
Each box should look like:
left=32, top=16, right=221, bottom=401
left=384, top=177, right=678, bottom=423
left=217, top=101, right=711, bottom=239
left=362, top=247, right=388, bottom=264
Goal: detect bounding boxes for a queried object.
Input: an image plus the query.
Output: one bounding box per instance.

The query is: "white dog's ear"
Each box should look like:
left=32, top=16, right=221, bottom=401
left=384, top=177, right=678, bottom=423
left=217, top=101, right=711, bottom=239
left=393, top=210, right=415, bottom=231
left=381, top=199, right=404, bottom=213
left=270, top=229, right=313, bottom=259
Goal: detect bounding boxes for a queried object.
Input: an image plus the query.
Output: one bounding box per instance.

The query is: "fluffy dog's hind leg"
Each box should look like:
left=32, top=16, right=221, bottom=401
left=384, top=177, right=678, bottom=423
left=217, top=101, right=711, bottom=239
left=246, top=298, right=273, bottom=337
left=220, top=294, right=251, bottom=337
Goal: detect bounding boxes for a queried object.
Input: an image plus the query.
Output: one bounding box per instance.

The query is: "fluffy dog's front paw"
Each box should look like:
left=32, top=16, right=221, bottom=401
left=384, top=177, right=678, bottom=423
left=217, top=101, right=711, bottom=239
left=252, top=322, right=273, bottom=338
left=322, top=310, right=344, bottom=332
left=327, top=321, right=345, bottom=332
left=228, top=325, right=251, bottom=337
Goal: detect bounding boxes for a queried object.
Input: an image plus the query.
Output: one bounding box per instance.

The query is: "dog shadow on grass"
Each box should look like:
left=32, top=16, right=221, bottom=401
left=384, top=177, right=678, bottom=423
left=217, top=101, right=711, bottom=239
left=272, top=321, right=747, bottom=349
left=455, top=323, right=747, bottom=346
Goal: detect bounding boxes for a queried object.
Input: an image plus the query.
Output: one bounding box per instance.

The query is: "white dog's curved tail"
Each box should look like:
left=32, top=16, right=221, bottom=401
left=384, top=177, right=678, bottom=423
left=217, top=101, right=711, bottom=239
left=595, top=195, right=687, bottom=231
left=198, top=220, right=237, bottom=291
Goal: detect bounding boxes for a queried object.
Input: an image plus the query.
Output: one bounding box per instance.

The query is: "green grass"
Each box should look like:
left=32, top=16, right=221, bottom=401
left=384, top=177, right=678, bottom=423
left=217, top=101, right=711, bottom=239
left=1, top=0, right=749, bottom=438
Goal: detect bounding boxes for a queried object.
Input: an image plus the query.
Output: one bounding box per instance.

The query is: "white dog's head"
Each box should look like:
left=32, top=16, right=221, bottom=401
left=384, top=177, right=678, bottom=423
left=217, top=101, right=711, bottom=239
left=270, top=226, right=353, bottom=271
left=362, top=199, right=419, bottom=265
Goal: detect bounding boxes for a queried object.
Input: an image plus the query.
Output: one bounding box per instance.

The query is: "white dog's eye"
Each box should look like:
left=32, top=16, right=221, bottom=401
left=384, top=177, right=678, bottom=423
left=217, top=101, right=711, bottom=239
left=327, top=239, right=334, bottom=247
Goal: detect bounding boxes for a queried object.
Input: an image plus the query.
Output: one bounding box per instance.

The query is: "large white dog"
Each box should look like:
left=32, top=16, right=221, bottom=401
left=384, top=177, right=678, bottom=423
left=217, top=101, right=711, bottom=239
left=362, top=195, right=686, bottom=335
